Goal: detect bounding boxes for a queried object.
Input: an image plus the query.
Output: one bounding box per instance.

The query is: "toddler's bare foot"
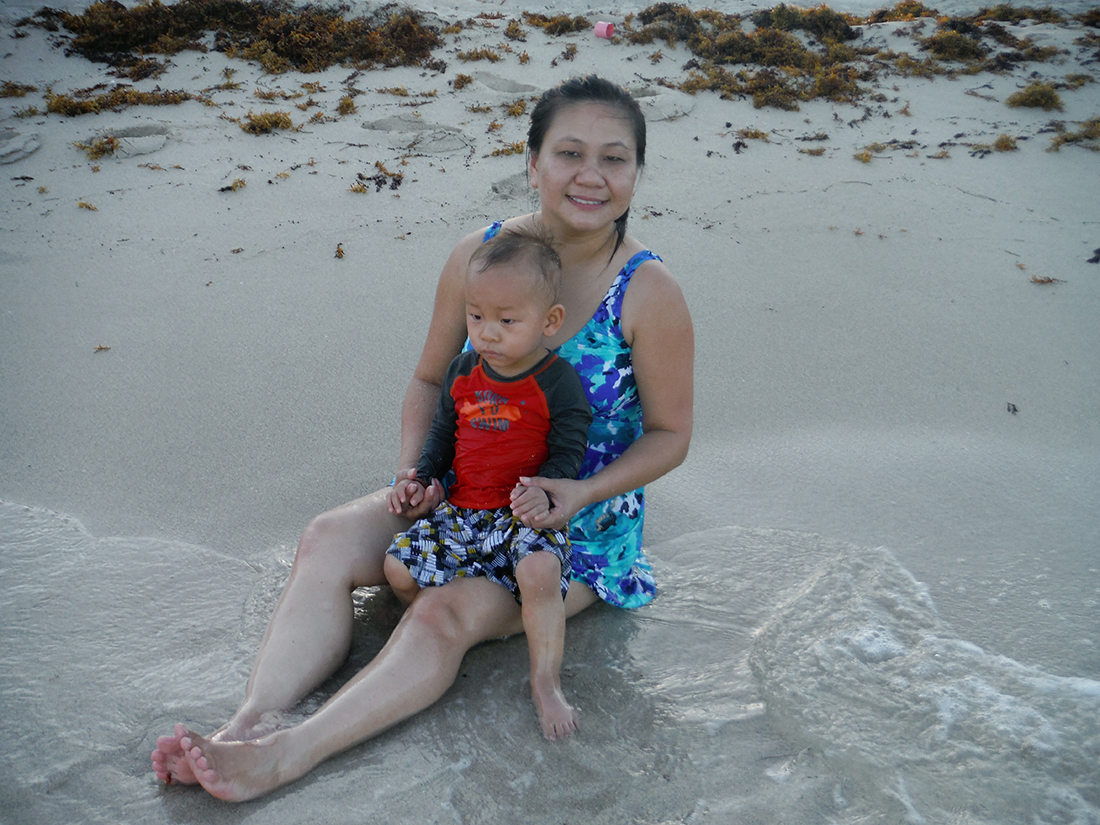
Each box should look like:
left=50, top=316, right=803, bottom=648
left=180, top=727, right=300, bottom=801
left=531, top=678, right=579, bottom=740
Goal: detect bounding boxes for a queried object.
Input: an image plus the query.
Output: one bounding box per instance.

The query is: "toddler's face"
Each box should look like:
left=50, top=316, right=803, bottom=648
left=465, top=264, right=557, bottom=377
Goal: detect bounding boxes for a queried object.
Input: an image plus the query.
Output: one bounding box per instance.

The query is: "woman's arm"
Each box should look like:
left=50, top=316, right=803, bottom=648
left=395, top=230, right=484, bottom=476
left=520, top=259, right=694, bottom=527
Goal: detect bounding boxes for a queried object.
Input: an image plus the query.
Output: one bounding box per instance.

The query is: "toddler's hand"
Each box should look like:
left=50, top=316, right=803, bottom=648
left=388, top=478, right=426, bottom=515
left=510, top=483, right=551, bottom=525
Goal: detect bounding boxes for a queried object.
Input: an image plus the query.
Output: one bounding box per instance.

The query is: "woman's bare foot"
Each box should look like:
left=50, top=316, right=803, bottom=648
left=151, top=726, right=200, bottom=785
left=152, top=710, right=290, bottom=787
left=180, top=727, right=302, bottom=802
left=531, top=676, right=579, bottom=740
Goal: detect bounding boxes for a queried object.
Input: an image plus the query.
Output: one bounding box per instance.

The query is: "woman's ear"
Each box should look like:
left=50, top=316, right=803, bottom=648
left=543, top=303, right=564, bottom=336
left=528, top=151, right=539, bottom=190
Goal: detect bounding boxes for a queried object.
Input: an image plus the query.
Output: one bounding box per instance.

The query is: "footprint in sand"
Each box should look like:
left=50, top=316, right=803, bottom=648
left=470, top=73, right=539, bottom=94
left=362, top=114, right=473, bottom=154
left=80, top=124, right=171, bottom=158
left=491, top=172, right=530, bottom=200
left=0, top=128, right=43, bottom=165
left=638, top=92, right=695, bottom=122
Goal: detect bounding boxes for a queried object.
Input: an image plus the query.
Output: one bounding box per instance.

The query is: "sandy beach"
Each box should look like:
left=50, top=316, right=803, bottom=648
left=2, top=1, right=1099, bottom=822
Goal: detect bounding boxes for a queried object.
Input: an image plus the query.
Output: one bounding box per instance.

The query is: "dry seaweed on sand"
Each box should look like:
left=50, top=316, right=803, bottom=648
left=457, top=47, right=502, bottom=62
left=629, top=4, right=874, bottom=109
left=520, top=13, right=591, bottom=36
left=73, top=135, right=119, bottom=159
left=46, top=86, right=203, bottom=116
left=972, top=5, right=1066, bottom=25
left=1047, top=117, right=1100, bottom=151
left=864, top=1, right=938, bottom=23
left=1006, top=81, right=1063, bottom=110
left=238, top=109, right=294, bottom=133
left=749, top=4, right=860, bottom=44
left=353, top=162, right=404, bottom=192
left=2, top=81, right=39, bottom=98
left=22, top=0, right=443, bottom=74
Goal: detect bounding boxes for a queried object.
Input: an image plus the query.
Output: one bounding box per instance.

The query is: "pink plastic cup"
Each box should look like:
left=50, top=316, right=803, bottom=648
left=595, top=21, right=614, bottom=39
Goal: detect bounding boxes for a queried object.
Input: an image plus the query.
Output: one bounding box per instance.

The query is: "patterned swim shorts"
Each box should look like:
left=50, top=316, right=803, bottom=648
left=387, top=502, right=571, bottom=603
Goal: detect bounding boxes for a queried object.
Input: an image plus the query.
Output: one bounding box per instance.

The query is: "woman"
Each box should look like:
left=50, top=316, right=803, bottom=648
left=151, top=74, right=694, bottom=801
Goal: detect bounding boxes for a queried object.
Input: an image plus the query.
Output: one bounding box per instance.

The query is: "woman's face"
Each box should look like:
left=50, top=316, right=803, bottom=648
left=528, top=102, right=639, bottom=237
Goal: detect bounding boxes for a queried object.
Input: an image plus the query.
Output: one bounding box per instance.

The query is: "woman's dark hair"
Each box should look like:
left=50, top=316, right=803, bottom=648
left=527, top=75, right=646, bottom=259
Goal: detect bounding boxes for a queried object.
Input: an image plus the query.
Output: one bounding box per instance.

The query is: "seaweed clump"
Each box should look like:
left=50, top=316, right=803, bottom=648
left=521, top=13, right=591, bottom=35
left=74, top=134, right=119, bottom=159
left=632, top=4, right=869, bottom=109
left=239, top=109, right=294, bottom=133
left=1006, top=81, right=1063, bottom=110
left=2, top=81, right=39, bottom=98
left=23, top=0, right=443, bottom=74
left=922, top=29, right=989, bottom=62
left=46, top=86, right=202, bottom=115
left=750, top=4, right=858, bottom=44
left=864, top=1, right=940, bottom=23
left=971, top=5, right=1066, bottom=25
left=1048, top=117, right=1100, bottom=151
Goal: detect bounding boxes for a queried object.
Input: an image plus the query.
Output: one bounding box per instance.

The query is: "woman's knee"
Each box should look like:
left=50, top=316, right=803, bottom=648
left=403, top=581, right=523, bottom=648
left=296, top=508, right=350, bottom=563
left=402, top=587, right=466, bottom=647
left=293, top=492, right=396, bottom=585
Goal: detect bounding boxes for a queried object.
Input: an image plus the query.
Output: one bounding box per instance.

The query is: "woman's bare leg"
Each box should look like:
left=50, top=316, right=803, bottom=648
left=152, top=488, right=406, bottom=784
left=179, top=579, right=599, bottom=801
left=515, top=552, right=578, bottom=740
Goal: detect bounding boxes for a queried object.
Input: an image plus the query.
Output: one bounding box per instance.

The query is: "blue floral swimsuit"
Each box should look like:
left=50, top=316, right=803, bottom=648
left=481, top=221, right=658, bottom=608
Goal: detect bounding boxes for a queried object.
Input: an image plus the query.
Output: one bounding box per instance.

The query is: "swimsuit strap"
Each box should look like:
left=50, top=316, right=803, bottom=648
left=621, top=249, right=661, bottom=276
left=604, top=249, right=662, bottom=320
left=484, top=220, right=505, bottom=241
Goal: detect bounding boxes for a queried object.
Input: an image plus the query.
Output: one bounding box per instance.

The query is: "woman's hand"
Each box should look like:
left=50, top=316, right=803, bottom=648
left=512, top=476, right=588, bottom=530
left=388, top=470, right=445, bottom=519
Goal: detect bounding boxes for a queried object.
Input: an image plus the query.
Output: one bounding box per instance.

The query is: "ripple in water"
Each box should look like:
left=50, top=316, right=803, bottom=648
left=1, top=503, right=1096, bottom=824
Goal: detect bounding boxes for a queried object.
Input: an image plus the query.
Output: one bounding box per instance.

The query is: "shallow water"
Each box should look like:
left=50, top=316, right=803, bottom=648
left=2, top=500, right=1097, bottom=825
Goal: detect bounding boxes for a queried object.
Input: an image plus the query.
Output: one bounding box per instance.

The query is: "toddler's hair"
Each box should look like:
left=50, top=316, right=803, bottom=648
left=468, top=226, right=562, bottom=302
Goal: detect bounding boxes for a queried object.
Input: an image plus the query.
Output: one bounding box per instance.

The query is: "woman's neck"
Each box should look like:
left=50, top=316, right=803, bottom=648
left=533, top=211, right=618, bottom=275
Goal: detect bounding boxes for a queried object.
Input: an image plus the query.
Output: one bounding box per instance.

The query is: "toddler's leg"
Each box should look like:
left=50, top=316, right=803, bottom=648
left=514, top=551, right=578, bottom=740
left=384, top=554, right=422, bottom=607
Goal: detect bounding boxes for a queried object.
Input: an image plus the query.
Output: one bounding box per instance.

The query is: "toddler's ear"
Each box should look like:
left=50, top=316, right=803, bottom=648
left=544, top=303, right=565, bottom=336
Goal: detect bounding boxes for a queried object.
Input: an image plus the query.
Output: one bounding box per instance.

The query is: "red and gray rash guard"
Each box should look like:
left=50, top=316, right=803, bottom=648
left=416, top=350, right=592, bottom=510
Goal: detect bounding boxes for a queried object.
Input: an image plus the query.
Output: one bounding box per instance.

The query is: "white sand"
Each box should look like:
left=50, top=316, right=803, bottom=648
left=1, top=2, right=1099, bottom=822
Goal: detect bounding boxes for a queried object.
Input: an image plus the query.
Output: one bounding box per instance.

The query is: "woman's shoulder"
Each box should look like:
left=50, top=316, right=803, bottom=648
left=618, top=238, right=678, bottom=298
left=619, top=243, right=690, bottom=338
